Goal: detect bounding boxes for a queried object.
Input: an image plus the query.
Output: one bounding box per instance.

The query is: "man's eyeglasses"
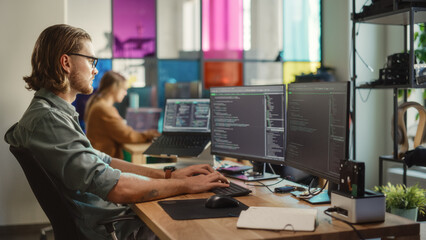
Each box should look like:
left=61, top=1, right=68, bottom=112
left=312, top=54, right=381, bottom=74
left=67, top=53, right=98, bottom=69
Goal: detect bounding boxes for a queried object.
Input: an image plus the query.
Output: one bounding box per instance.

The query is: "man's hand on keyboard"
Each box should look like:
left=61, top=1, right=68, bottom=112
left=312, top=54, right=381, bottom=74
left=172, top=164, right=217, bottom=179
left=183, top=172, right=230, bottom=194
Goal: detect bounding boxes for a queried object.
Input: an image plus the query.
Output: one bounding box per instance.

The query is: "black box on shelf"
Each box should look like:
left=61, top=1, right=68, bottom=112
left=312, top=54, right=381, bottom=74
left=387, top=53, right=409, bottom=69
left=379, top=67, right=409, bottom=85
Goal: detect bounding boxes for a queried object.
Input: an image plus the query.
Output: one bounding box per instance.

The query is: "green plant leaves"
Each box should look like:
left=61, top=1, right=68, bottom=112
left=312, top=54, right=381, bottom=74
left=415, top=23, right=426, bottom=63
left=374, top=183, right=426, bottom=214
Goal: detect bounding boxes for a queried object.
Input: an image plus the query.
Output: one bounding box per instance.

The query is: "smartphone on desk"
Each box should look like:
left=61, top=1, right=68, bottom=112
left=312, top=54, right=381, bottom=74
left=275, top=186, right=306, bottom=194
left=274, top=186, right=295, bottom=193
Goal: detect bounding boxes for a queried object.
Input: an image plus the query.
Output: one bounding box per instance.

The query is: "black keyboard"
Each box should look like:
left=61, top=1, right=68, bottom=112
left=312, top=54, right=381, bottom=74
left=144, top=134, right=210, bottom=157
left=211, top=182, right=251, bottom=197
left=156, top=135, right=210, bottom=148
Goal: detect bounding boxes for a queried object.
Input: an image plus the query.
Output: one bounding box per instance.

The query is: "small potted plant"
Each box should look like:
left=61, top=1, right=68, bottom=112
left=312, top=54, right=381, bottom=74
left=374, top=183, right=426, bottom=221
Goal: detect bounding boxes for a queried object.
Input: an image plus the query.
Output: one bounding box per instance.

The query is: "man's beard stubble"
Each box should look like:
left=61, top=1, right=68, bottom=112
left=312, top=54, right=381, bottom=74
left=69, top=71, right=93, bottom=95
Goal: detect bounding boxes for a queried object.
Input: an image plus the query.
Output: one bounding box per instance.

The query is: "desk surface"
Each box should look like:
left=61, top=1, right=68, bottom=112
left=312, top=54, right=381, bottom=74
left=122, top=143, right=177, bottom=165
left=131, top=179, right=420, bottom=240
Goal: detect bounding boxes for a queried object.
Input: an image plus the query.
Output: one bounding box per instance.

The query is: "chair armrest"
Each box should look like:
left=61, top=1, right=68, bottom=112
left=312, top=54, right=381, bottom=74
left=97, top=214, right=139, bottom=234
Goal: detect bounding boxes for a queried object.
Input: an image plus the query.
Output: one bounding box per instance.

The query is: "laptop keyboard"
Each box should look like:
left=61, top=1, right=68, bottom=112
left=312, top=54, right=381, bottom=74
left=144, top=134, right=210, bottom=156
left=156, top=135, right=210, bottom=148
left=210, top=182, right=252, bottom=197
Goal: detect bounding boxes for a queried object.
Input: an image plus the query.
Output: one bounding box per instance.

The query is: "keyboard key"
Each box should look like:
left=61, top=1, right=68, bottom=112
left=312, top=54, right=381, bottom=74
left=211, top=182, right=251, bottom=197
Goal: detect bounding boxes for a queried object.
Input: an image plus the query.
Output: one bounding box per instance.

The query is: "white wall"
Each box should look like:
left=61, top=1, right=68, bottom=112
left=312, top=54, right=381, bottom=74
left=322, top=0, right=351, bottom=83
left=0, top=0, right=66, bottom=225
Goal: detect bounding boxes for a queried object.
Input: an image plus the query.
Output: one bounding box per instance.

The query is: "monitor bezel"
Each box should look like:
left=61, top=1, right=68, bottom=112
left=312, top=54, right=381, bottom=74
left=284, top=81, right=350, bottom=184
left=209, top=84, right=286, bottom=165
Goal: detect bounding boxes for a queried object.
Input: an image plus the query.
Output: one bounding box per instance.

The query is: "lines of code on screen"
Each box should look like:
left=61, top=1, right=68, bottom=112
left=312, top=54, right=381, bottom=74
left=285, top=82, right=349, bottom=183
left=210, top=85, right=285, bottom=164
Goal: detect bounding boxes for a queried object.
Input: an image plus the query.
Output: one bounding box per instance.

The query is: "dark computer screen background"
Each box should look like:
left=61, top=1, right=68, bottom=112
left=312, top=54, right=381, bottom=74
left=125, top=107, right=162, bottom=131
left=210, top=85, right=286, bottom=165
left=285, top=82, right=350, bottom=184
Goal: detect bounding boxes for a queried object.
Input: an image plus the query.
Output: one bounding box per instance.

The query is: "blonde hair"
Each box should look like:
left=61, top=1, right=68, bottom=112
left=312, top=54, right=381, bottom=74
left=23, top=24, right=91, bottom=92
left=84, top=71, right=126, bottom=121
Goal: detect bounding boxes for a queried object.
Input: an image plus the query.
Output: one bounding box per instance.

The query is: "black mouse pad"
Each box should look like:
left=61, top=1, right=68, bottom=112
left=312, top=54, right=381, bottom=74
left=158, top=198, right=249, bottom=220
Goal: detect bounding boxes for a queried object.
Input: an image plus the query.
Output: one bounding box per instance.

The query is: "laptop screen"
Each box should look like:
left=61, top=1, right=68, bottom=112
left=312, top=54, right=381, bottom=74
left=163, top=99, right=210, bottom=133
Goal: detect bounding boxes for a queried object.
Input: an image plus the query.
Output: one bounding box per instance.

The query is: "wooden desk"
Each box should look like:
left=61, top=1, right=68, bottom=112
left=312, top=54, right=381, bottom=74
left=131, top=180, right=420, bottom=240
left=122, top=143, right=176, bottom=164
left=122, top=143, right=151, bottom=164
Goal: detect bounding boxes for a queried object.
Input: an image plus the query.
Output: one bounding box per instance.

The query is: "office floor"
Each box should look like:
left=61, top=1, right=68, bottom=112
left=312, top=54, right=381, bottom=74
left=0, top=232, right=54, bottom=240
left=0, top=224, right=53, bottom=240
left=1, top=222, right=425, bottom=239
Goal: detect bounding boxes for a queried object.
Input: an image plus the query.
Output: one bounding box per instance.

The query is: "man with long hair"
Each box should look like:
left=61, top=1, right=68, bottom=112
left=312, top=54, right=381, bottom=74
left=5, top=24, right=228, bottom=239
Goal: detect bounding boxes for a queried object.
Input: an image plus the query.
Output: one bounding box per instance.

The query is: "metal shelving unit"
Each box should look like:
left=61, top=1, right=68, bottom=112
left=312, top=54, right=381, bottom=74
left=354, top=7, right=426, bottom=25
left=351, top=1, right=426, bottom=186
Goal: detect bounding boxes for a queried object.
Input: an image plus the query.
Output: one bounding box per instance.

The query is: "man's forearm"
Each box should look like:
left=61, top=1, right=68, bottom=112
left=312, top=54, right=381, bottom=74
left=107, top=173, right=187, bottom=203
left=110, top=158, right=164, bottom=179
left=106, top=170, right=230, bottom=204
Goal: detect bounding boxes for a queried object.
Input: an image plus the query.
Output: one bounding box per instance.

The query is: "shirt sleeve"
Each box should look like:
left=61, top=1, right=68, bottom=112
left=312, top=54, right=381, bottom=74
left=27, top=110, right=120, bottom=200
left=92, top=148, right=112, bottom=164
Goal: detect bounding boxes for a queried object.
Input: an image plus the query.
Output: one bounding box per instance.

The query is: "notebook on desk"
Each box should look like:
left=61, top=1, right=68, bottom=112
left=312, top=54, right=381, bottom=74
left=144, top=98, right=211, bottom=157
left=237, top=207, right=317, bottom=231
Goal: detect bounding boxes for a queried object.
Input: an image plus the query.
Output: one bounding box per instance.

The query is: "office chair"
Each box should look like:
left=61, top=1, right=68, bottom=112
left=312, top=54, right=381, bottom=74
left=9, top=146, right=138, bottom=240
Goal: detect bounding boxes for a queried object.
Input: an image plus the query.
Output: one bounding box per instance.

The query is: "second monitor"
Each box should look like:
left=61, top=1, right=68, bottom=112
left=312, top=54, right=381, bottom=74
left=285, top=81, right=350, bottom=203
left=210, top=85, right=286, bottom=181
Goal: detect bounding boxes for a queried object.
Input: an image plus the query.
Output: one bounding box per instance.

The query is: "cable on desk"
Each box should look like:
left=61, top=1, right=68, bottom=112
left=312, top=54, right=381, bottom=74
left=324, top=207, right=365, bottom=240
left=295, top=179, right=329, bottom=200
left=308, top=179, right=327, bottom=196
left=257, top=178, right=285, bottom=193
left=298, top=178, right=327, bottom=198
left=244, top=178, right=285, bottom=193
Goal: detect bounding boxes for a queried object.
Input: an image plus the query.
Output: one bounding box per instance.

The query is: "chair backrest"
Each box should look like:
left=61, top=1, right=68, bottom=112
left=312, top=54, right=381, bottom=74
left=9, top=146, right=85, bottom=240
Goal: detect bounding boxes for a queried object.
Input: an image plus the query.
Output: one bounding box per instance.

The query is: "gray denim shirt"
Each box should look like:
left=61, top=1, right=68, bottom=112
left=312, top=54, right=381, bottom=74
left=5, top=88, right=140, bottom=239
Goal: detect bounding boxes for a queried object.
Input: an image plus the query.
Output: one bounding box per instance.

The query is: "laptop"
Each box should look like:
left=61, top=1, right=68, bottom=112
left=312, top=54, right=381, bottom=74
left=143, top=99, right=211, bottom=157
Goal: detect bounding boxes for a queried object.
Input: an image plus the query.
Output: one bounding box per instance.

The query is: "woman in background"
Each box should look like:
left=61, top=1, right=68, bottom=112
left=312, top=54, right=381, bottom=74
left=85, top=71, right=160, bottom=159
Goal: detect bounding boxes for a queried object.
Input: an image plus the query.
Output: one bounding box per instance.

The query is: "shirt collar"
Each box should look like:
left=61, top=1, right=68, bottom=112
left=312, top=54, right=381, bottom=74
left=34, top=88, right=78, bottom=117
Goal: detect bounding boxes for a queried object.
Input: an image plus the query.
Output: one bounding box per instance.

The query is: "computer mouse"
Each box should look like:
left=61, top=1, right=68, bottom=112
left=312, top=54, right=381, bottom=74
left=205, top=195, right=240, bottom=209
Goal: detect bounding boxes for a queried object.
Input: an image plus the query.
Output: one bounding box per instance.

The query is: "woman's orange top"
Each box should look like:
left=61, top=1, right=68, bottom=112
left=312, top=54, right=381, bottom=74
left=85, top=100, right=149, bottom=159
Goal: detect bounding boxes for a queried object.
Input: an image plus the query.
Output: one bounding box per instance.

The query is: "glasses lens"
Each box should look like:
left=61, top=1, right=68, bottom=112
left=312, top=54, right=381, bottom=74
left=68, top=53, right=98, bottom=69
left=92, top=58, right=98, bottom=68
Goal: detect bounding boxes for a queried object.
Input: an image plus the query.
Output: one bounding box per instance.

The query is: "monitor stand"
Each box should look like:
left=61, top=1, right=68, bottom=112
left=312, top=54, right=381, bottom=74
left=226, top=162, right=280, bottom=182
left=176, top=145, right=214, bottom=168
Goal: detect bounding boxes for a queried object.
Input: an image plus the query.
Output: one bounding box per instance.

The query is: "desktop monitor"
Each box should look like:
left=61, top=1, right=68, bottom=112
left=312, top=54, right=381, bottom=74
left=210, top=85, right=286, bottom=181
left=285, top=81, right=350, bottom=203
left=125, top=107, right=162, bottom=131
